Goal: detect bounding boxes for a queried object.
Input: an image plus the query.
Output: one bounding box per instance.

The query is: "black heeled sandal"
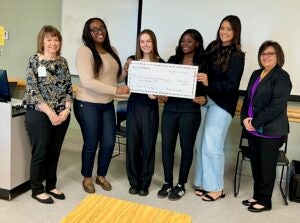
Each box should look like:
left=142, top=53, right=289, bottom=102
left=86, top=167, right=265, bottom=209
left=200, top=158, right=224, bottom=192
left=195, top=188, right=207, bottom=196
left=202, top=190, right=225, bottom=202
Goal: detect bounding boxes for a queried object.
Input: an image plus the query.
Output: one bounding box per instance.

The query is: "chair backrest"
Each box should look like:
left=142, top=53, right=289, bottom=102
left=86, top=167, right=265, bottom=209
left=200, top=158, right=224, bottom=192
left=279, top=135, right=288, bottom=154
left=115, top=100, right=128, bottom=137
left=239, top=128, right=251, bottom=159
left=239, top=128, right=288, bottom=160
left=116, top=100, right=128, bottom=129
left=239, top=128, right=250, bottom=149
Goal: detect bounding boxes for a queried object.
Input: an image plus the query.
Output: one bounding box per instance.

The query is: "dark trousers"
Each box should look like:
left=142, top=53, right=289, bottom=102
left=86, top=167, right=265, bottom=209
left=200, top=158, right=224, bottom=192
left=126, top=95, right=159, bottom=189
left=161, top=110, right=201, bottom=185
left=73, top=99, right=116, bottom=177
left=248, top=134, right=284, bottom=207
left=25, top=109, right=70, bottom=196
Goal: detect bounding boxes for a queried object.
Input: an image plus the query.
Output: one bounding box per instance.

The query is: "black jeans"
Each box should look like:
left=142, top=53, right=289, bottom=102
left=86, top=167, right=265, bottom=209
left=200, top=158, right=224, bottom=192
left=25, top=109, right=70, bottom=196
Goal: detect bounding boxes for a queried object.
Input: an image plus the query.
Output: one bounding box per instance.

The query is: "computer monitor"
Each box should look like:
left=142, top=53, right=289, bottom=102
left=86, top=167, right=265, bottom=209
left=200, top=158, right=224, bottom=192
left=0, top=69, right=11, bottom=102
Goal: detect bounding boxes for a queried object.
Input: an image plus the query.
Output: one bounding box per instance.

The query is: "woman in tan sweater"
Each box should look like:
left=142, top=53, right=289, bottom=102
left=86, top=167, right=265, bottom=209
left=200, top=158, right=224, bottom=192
left=74, top=17, right=129, bottom=194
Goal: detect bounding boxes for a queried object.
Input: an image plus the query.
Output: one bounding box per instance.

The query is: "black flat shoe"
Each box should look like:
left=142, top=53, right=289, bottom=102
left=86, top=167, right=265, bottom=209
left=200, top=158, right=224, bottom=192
left=248, top=204, right=271, bottom=213
left=47, top=190, right=66, bottom=200
left=242, top=199, right=257, bottom=206
left=129, top=187, right=139, bottom=195
left=138, top=189, right=149, bottom=196
left=32, top=194, right=54, bottom=204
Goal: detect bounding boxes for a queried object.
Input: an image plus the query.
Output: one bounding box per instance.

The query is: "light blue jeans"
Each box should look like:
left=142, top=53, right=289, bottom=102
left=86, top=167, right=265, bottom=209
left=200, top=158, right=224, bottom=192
left=194, top=96, right=232, bottom=191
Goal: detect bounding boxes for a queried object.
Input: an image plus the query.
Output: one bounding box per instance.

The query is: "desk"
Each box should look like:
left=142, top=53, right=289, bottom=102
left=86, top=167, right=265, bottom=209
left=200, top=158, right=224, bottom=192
left=8, top=77, right=26, bottom=89
left=0, top=102, right=31, bottom=200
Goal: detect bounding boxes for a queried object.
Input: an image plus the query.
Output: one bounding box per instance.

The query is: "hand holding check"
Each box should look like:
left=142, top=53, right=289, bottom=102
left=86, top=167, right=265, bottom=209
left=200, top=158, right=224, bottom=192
left=197, top=73, right=208, bottom=86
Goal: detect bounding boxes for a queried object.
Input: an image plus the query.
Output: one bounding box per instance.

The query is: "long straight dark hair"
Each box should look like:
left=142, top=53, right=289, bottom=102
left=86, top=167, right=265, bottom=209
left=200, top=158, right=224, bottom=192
left=82, top=17, right=122, bottom=78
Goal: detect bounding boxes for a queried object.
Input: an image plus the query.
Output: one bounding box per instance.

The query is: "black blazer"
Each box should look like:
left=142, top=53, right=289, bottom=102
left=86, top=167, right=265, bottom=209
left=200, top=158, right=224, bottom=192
left=241, top=66, right=292, bottom=136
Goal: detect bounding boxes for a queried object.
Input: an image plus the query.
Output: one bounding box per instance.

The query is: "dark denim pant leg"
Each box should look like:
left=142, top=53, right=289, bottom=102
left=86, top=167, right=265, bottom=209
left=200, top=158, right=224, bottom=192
left=97, top=102, right=116, bottom=177
left=73, top=99, right=116, bottom=178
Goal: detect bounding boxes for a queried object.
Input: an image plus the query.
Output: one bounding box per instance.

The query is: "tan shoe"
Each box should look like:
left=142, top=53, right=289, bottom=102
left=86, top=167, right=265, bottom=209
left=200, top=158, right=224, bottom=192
left=82, top=180, right=95, bottom=193
left=96, top=177, right=112, bottom=191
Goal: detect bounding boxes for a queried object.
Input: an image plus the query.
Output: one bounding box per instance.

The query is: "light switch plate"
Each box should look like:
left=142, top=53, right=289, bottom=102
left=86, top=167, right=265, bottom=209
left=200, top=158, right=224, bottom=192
left=4, top=31, right=8, bottom=40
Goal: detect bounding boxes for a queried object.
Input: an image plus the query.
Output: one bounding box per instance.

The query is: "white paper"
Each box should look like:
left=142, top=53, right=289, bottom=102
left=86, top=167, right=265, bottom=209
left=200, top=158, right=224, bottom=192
left=128, top=61, right=198, bottom=99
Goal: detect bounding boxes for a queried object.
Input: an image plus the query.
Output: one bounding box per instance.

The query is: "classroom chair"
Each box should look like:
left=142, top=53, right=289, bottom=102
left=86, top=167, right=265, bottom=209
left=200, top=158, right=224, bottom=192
left=233, top=128, right=289, bottom=205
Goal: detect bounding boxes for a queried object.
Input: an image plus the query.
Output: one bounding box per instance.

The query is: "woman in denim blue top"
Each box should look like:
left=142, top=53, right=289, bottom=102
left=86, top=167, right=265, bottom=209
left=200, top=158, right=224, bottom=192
left=241, top=40, right=292, bottom=212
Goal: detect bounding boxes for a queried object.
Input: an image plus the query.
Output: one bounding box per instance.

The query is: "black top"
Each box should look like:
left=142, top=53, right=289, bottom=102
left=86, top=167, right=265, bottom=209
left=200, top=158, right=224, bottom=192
left=163, top=55, right=207, bottom=113
left=241, top=66, right=292, bottom=136
left=205, top=42, right=245, bottom=117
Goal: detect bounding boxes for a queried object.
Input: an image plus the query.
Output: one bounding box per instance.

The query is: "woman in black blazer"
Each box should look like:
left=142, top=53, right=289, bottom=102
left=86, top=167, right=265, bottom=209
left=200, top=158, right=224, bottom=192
left=241, top=40, right=292, bottom=212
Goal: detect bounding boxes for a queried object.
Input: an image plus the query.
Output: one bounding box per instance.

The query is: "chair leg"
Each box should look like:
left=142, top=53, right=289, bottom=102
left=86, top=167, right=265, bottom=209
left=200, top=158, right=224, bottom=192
left=234, top=151, right=242, bottom=197
left=279, top=165, right=288, bottom=205
left=236, top=159, right=244, bottom=197
left=285, top=166, right=289, bottom=204
left=112, top=136, right=121, bottom=158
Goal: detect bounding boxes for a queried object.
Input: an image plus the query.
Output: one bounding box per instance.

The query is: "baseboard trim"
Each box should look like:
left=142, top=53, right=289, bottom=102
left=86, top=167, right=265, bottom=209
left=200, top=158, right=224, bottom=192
left=0, top=181, right=30, bottom=200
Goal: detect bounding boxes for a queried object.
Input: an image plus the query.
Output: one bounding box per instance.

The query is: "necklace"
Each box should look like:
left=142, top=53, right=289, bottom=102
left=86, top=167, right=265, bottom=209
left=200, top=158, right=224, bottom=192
left=98, top=50, right=107, bottom=54
left=40, top=53, right=57, bottom=61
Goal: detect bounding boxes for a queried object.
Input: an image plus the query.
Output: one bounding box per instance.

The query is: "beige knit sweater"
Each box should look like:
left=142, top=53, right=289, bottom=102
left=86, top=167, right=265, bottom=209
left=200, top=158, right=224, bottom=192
left=75, top=45, right=124, bottom=104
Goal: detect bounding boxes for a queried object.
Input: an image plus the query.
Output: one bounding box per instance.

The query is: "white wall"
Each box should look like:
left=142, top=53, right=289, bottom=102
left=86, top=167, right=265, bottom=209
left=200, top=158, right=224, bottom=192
left=141, top=0, right=300, bottom=96
left=61, top=0, right=139, bottom=75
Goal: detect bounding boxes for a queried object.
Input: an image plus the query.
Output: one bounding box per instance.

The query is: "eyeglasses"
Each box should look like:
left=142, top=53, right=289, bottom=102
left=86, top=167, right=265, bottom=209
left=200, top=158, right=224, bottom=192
left=260, top=52, right=276, bottom=57
left=90, top=27, right=106, bottom=34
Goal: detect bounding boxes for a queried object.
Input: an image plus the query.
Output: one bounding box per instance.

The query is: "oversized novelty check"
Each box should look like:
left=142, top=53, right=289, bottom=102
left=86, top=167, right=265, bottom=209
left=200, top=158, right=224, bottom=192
left=128, top=61, right=198, bottom=99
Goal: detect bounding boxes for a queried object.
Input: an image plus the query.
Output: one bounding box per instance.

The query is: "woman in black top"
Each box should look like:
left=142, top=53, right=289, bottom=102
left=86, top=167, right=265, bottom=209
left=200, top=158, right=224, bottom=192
left=126, top=29, right=164, bottom=196
left=158, top=29, right=206, bottom=200
left=194, top=15, right=245, bottom=201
